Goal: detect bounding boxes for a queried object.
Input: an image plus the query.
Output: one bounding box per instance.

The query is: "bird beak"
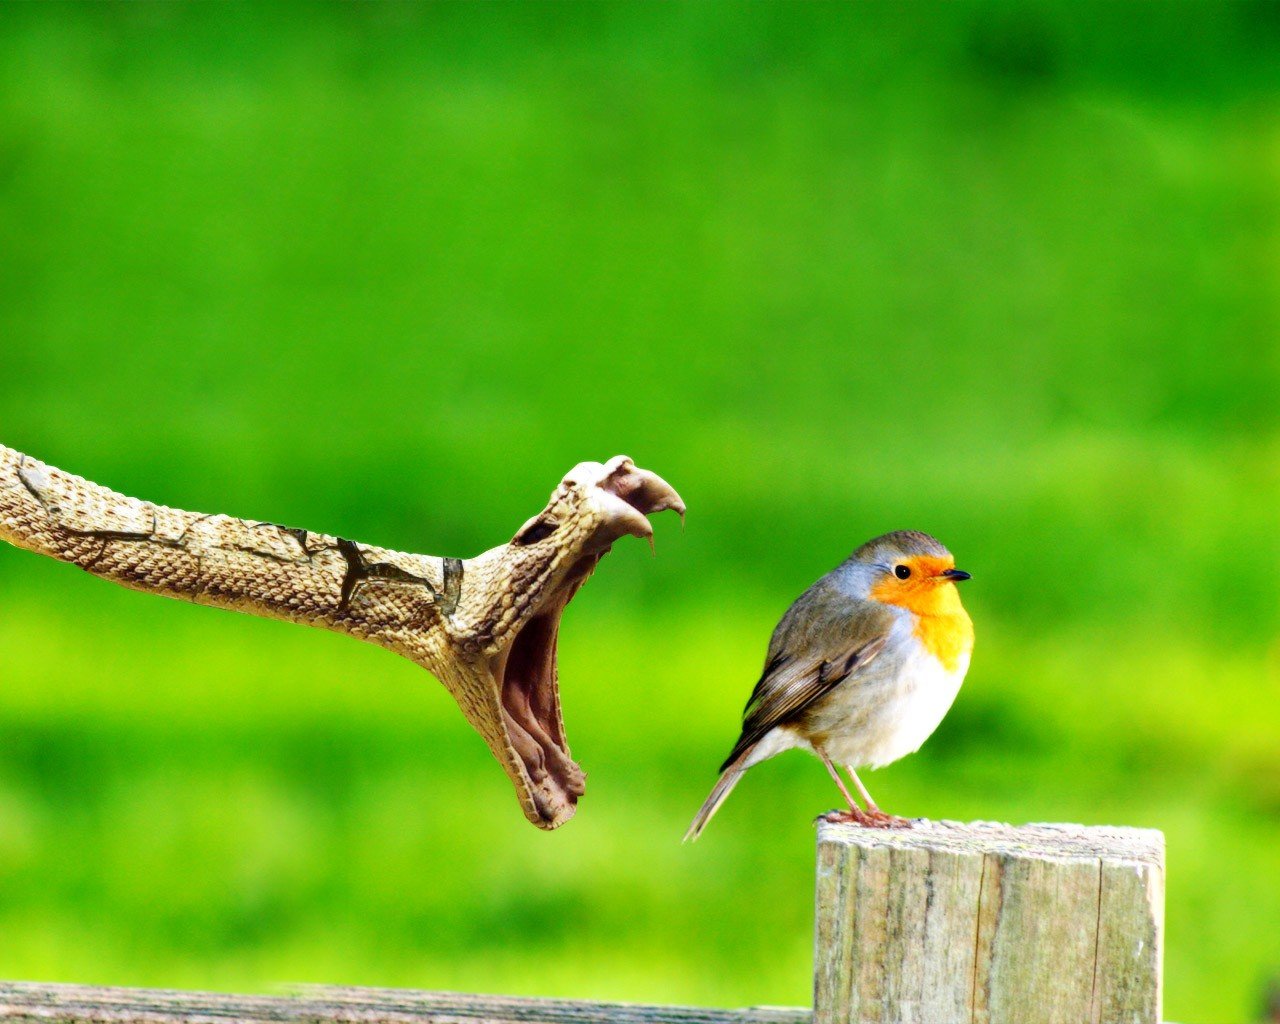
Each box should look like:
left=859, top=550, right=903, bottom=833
left=939, top=568, right=971, bottom=582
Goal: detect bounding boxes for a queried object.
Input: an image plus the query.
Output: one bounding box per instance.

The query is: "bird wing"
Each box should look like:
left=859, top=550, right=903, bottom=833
left=719, top=587, right=894, bottom=771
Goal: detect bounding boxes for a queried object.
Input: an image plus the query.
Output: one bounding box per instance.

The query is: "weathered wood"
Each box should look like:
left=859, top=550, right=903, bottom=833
left=295, top=988, right=810, bottom=1024
left=814, top=820, right=1164, bottom=1024
left=0, top=984, right=810, bottom=1024
left=0, top=821, right=1171, bottom=1024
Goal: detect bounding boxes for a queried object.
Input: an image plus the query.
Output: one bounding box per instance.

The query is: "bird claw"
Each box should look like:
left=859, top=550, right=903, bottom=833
left=815, top=807, right=915, bottom=830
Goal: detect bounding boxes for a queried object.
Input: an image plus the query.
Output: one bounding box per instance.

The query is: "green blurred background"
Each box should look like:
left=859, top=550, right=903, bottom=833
left=0, top=4, right=1277, bottom=1022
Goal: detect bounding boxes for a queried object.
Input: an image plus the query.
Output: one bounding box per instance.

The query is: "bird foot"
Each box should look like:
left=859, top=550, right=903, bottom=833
left=816, top=807, right=915, bottom=830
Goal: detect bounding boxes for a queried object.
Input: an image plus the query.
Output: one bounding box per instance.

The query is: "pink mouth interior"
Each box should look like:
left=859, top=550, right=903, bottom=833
left=494, top=555, right=597, bottom=823
left=492, top=466, right=682, bottom=825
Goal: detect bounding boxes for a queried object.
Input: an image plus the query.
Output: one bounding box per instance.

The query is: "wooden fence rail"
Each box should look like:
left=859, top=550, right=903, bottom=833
left=0, top=820, right=1167, bottom=1024
left=0, top=985, right=810, bottom=1024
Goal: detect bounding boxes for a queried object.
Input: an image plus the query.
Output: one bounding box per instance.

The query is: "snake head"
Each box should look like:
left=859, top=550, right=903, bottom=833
left=450, top=456, right=684, bottom=830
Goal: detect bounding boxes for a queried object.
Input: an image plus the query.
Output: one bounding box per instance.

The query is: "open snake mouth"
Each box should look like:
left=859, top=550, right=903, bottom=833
left=0, top=443, right=681, bottom=833
left=494, top=555, right=597, bottom=823
left=489, top=456, right=683, bottom=827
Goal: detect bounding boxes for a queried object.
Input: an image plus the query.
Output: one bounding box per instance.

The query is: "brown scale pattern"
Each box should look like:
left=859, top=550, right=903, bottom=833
left=0, top=442, right=684, bottom=830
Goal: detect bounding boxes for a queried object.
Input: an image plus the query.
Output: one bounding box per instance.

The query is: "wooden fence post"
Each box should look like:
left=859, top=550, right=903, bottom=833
left=0, top=821, right=1168, bottom=1024
left=814, top=820, right=1164, bottom=1024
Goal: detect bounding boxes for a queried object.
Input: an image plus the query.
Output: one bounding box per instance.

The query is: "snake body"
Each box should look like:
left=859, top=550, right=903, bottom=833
left=0, top=442, right=684, bottom=829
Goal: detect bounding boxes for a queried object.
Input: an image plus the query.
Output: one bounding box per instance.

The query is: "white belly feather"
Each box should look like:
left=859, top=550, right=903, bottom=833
left=799, top=644, right=970, bottom=770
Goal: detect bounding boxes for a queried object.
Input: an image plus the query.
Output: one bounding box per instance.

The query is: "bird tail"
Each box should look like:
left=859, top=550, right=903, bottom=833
left=683, top=766, right=746, bottom=842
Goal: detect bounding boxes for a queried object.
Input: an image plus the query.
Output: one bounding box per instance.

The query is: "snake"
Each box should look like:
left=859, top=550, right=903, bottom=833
left=0, top=442, right=684, bottom=830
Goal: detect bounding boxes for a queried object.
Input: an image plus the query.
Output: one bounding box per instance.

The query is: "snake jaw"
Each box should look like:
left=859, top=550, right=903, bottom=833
left=566, top=455, right=687, bottom=548
left=0, top=442, right=682, bottom=833
left=476, top=456, right=684, bottom=829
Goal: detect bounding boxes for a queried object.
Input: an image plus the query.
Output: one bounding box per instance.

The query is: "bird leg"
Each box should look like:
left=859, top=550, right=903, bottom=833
left=820, top=750, right=861, bottom=809
left=816, top=750, right=888, bottom=828
left=845, top=764, right=913, bottom=829
left=846, top=765, right=879, bottom=810
left=813, top=751, right=913, bottom=829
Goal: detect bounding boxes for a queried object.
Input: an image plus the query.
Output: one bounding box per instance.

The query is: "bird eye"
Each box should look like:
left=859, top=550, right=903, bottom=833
left=894, top=564, right=911, bottom=580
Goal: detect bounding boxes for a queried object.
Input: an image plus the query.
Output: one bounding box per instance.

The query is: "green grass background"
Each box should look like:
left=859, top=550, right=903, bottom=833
left=0, top=4, right=1277, bottom=1022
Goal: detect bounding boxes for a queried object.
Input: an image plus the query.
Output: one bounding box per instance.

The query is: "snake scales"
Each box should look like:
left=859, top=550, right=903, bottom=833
left=0, top=443, right=683, bottom=830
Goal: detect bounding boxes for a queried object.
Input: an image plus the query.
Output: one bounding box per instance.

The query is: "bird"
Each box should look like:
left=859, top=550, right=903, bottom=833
left=685, top=530, right=973, bottom=840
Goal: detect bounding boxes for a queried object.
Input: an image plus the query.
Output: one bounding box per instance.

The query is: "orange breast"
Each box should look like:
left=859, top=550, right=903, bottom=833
left=913, top=610, right=974, bottom=673
left=867, top=555, right=974, bottom=672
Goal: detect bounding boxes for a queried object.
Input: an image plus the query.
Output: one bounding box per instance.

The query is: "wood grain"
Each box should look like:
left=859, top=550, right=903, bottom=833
left=813, top=820, right=1164, bottom=1024
left=0, top=985, right=809, bottom=1024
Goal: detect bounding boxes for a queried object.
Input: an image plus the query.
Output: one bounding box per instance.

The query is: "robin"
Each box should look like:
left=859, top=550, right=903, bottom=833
left=685, top=530, right=973, bottom=840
